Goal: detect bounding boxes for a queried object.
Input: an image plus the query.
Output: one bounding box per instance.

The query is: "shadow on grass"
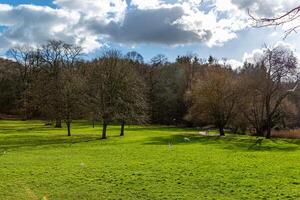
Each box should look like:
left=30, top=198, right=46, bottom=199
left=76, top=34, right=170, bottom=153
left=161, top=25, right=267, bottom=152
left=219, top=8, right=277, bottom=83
left=144, top=134, right=300, bottom=152
left=0, top=134, right=102, bottom=152
left=124, top=126, right=196, bottom=133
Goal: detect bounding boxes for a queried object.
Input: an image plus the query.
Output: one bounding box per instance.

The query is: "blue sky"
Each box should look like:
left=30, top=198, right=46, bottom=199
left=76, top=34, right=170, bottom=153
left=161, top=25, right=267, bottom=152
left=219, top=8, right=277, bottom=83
left=0, top=0, right=299, bottom=66
left=0, top=0, right=54, bottom=6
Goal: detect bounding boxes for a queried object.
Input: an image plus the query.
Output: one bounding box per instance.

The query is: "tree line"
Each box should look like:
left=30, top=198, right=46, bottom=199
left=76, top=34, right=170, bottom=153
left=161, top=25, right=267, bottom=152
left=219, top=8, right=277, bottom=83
left=0, top=40, right=299, bottom=139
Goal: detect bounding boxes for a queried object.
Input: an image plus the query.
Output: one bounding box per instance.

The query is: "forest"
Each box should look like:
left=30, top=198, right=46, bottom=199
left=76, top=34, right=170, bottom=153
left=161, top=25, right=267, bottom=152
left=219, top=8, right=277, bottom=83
left=1, top=40, right=300, bottom=139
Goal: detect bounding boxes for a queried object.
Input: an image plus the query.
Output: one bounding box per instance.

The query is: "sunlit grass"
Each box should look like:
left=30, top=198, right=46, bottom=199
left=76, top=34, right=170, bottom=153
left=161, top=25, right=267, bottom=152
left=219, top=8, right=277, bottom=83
left=0, top=120, right=299, bottom=199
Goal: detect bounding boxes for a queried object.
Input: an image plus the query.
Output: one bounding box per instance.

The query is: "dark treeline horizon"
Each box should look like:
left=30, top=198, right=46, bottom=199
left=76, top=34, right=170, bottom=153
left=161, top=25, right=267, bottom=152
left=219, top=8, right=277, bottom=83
left=1, top=40, right=300, bottom=139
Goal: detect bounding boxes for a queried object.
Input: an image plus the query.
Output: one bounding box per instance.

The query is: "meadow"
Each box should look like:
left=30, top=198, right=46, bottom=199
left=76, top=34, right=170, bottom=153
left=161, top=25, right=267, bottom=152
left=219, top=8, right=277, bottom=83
left=0, top=120, right=300, bottom=200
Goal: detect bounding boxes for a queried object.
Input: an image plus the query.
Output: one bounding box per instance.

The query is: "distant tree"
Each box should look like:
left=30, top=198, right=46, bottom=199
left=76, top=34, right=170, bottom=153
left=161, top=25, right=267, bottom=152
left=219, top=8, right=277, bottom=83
left=239, top=63, right=267, bottom=136
left=176, top=55, right=203, bottom=90
left=151, top=54, right=168, bottom=67
left=149, top=63, right=187, bottom=124
left=208, top=55, right=217, bottom=65
left=0, top=58, right=21, bottom=114
left=126, top=51, right=144, bottom=64
left=7, top=46, right=41, bottom=119
left=276, top=98, right=299, bottom=129
left=186, top=66, right=241, bottom=136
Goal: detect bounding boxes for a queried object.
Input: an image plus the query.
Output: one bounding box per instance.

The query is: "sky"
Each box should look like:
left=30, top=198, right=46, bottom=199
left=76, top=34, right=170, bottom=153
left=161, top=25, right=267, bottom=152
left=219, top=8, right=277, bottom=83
left=0, top=0, right=299, bottom=67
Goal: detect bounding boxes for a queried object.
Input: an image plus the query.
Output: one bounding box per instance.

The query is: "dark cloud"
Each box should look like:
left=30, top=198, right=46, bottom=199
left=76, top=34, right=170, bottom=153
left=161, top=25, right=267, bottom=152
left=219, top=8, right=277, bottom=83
left=85, top=6, right=211, bottom=45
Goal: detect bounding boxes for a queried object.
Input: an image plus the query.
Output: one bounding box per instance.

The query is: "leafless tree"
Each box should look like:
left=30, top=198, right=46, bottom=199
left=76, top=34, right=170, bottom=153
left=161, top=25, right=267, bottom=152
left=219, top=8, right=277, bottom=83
left=38, top=40, right=82, bottom=128
left=240, top=45, right=299, bottom=138
left=249, top=5, right=300, bottom=38
left=260, top=46, right=298, bottom=138
left=87, top=50, right=148, bottom=139
left=186, top=66, right=241, bottom=136
left=0, top=58, right=21, bottom=114
left=60, top=68, right=86, bottom=136
left=115, top=60, right=148, bottom=136
left=7, top=46, right=41, bottom=119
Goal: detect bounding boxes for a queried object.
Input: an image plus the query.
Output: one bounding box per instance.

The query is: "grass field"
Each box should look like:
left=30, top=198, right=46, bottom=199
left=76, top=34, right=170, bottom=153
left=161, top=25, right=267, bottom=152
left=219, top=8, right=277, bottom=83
left=0, top=120, right=300, bottom=200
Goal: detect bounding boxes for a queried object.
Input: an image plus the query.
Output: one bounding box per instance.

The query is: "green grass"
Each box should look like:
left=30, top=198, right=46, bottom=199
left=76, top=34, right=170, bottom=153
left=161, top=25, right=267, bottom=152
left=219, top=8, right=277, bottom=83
left=0, top=120, right=300, bottom=200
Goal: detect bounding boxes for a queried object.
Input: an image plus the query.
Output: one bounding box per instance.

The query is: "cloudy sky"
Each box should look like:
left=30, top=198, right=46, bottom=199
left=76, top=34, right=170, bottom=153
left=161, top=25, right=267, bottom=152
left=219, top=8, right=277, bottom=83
left=0, top=0, right=299, bottom=66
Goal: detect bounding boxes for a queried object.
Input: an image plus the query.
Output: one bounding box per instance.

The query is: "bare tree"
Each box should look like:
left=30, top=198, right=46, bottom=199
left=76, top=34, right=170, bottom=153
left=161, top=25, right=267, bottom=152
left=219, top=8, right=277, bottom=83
left=186, top=66, right=241, bottom=136
left=87, top=50, right=148, bottom=139
left=239, top=63, right=268, bottom=136
left=7, top=46, right=41, bottom=119
left=259, top=46, right=298, bottom=138
left=115, top=60, right=148, bottom=136
left=149, top=63, right=187, bottom=125
left=126, top=51, right=144, bottom=64
left=87, top=50, right=125, bottom=139
left=0, top=58, right=21, bottom=114
left=60, top=67, right=86, bottom=136
left=38, top=40, right=82, bottom=128
left=240, top=45, right=299, bottom=138
left=249, top=5, right=300, bottom=38
left=151, top=54, right=168, bottom=67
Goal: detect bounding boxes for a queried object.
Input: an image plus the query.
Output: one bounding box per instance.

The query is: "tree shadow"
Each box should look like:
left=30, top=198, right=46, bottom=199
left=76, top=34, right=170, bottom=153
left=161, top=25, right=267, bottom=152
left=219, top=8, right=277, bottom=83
left=144, top=133, right=300, bottom=152
left=0, top=134, right=102, bottom=152
left=126, top=126, right=197, bottom=134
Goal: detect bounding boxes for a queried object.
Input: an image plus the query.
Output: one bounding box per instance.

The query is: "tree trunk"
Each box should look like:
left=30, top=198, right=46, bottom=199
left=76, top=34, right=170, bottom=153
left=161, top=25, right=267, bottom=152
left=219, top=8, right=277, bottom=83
left=22, top=90, right=28, bottom=121
left=256, top=127, right=264, bottom=137
left=233, top=128, right=238, bottom=134
left=67, top=122, right=71, bottom=137
left=265, top=98, right=272, bottom=139
left=266, top=117, right=272, bottom=139
left=55, top=119, right=62, bottom=128
left=92, top=119, right=95, bottom=128
left=102, top=121, right=107, bottom=139
left=219, top=127, right=225, bottom=136
left=120, top=121, right=125, bottom=137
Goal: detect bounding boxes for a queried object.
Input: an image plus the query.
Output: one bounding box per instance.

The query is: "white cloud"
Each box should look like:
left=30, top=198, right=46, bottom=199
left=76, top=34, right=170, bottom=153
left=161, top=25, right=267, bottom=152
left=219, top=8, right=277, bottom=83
left=229, top=0, right=298, bottom=17
left=227, top=59, right=243, bottom=69
left=243, top=41, right=298, bottom=64
left=0, top=0, right=298, bottom=53
left=54, top=0, right=127, bottom=21
left=130, top=0, right=162, bottom=9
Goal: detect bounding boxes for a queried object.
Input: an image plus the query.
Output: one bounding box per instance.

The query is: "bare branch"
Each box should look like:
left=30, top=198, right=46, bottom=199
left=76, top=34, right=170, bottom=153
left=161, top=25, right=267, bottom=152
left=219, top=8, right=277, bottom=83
left=249, top=5, right=300, bottom=38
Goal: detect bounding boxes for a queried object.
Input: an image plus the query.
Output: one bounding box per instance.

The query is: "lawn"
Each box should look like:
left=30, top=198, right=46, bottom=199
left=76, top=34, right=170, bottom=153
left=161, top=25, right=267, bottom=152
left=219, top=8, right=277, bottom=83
left=0, top=120, right=300, bottom=200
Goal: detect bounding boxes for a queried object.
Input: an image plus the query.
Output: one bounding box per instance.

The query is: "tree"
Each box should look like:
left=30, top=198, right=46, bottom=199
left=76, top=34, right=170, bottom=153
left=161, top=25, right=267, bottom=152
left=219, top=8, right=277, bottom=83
left=0, top=58, right=21, bottom=114
left=60, top=67, right=86, bottom=136
left=208, top=55, right=217, bottom=65
left=22, top=40, right=84, bottom=135
left=249, top=5, right=300, bottom=38
left=240, top=45, right=299, bottom=138
left=186, top=66, right=241, bottom=136
left=87, top=51, right=122, bottom=139
left=115, top=60, right=148, bottom=136
left=176, top=55, right=201, bottom=90
left=151, top=54, right=168, bottom=67
left=87, top=50, right=148, bottom=139
left=126, top=51, right=144, bottom=64
left=239, top=63, right=267, bottom=136
left=149, top=63, right=187, bottom=125
left=7, top=46, right=41, bottom=119
left=38, top=40, right=82, bottom=128
left=256, top=46, right=297, bottom=138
